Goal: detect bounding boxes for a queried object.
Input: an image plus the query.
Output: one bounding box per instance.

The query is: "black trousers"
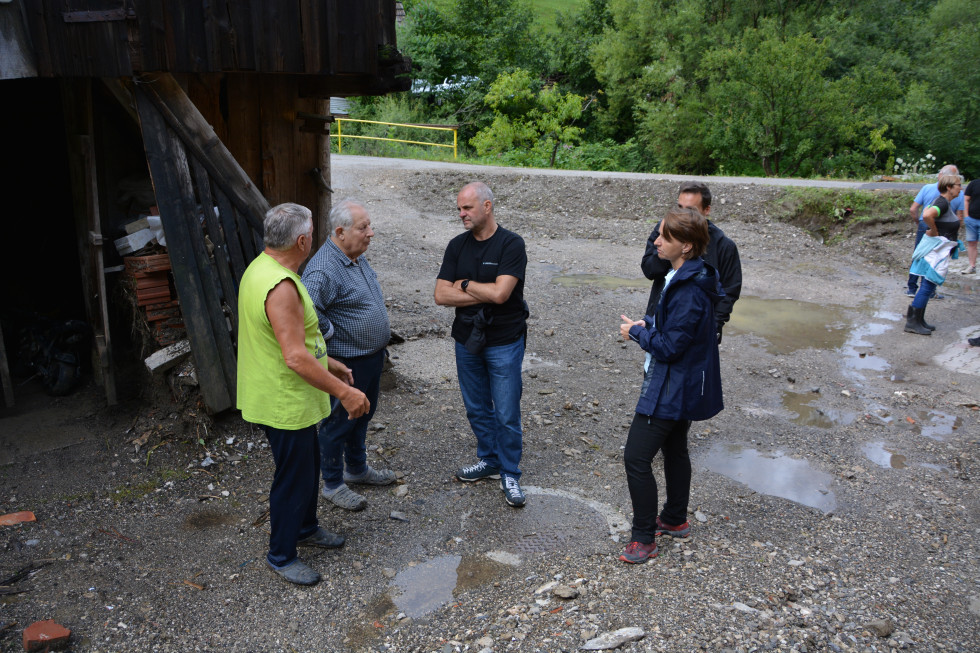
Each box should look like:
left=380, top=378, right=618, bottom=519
left=265, top=424, right=321, bottom=567
left=623, top=413, right=692, bottom=543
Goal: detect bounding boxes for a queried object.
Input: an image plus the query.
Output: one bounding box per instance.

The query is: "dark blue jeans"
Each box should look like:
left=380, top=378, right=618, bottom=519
left=264, top=424, right=321, bottom=567
left=318, top=349, right=384, bottom=490
left=455, top=338, right=525, bottom=479
left=912, top=277, right=936, bottom=309
left=907, top=221, right=928, bottom=293
left=624, top=414, right=692, bottom=544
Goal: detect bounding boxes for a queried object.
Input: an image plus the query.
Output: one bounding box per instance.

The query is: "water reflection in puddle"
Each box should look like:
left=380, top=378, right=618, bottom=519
left=552, top=273, right=649, bottom=290
left=908, top=410, right=960, bottom=440
left=390, top=554, right=514, bottom=619
left=862, top=441, right=907, bottom=469
left=919, top=462, right=950, bottom=473
left=782, top=390, right=857, bottom=428
left=702, top=444, right=836, bottom=513
left=391, top=555, right=459, bottom=619
left=840, top=317, right=893, bottom=374
left=728, top=297, right=848, bottom=355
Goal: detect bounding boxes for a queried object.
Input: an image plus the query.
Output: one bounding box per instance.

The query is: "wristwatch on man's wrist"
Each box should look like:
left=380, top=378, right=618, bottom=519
left=461, top=279, right=470, bottom=292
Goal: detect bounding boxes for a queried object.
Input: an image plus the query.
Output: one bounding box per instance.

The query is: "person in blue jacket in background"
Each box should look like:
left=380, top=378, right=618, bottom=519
left=617, top=207, right=725, bottom=564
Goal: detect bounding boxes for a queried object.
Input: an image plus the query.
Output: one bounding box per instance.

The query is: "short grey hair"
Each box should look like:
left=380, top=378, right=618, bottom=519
left=463, top=181, right=494, bottom=207
left=938, top=164, right=959, bottom=178
left=264, top=203, right=312, bottom=250
left=329, top=199, right=367, bottom=233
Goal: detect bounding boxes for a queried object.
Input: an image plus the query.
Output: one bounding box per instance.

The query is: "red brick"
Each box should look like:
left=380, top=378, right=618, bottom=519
left=22, top=620, right=70, bottom=652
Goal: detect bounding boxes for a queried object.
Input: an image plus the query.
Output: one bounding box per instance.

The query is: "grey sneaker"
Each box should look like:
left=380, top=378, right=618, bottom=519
left=455, top=460, right=501, bottom=482
left=500, top=475, right=526, bottom=507
left=297, top=527, right=345, bottom=549
left=267, top=559, right=320, bottom=586
left=344, top=466, right=396, bottom=486
left=321, top=483, right=367, bottom=511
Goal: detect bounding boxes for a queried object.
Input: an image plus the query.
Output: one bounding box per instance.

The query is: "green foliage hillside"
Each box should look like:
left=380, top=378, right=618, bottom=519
left=368, top=0, right=979, bottom=179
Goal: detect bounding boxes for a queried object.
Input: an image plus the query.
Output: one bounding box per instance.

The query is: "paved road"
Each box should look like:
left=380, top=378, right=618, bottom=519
left=333, top=154, right=924, bottom=191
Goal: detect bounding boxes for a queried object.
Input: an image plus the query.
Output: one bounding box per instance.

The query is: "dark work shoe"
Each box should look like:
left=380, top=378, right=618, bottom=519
left=455, top=460, right=501, bottom=482
left=619, top=540, right=658, bottom=564
left=297, top=527, right=345, bottom=549
left=500, top=475, right=526, bottom=507
left=969, top=336, right=980, bottom=347
left=267, top=559, right=320, bottom=586
left=655, top=516, right=691, bottom=538
left=904, top=288, right=917, bottom=297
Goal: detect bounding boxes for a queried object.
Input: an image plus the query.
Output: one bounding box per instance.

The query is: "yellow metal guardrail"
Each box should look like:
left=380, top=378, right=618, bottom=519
left=332, top=118, right=458, bottom=160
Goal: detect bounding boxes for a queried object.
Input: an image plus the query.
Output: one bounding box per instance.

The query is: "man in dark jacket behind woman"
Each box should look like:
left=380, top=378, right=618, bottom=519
left=642, top=181, right=741, bottom=343
left=618, top=207, right=725, bottom=564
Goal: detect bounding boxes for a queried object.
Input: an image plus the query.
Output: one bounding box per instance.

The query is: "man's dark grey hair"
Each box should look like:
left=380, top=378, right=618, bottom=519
left=329, top=199, right=367, bottom=234
left=678, top=181, right=712, bottom=209
left=464, top=181, right=494, bottom=207
left=264, top=203, right=312, bottom=250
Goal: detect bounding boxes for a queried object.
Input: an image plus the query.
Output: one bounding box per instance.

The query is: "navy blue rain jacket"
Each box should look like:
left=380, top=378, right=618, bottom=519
left=627, top=257, right=725, bottom=421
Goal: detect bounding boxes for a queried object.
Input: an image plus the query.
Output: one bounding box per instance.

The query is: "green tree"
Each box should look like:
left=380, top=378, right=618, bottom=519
left=701, top=21, right=858, bottom=176
left=915, top=0, right=980, bottom=174
left=471, top=70, right=586, bottom=167
left=398, top=0, right=548, bottom=141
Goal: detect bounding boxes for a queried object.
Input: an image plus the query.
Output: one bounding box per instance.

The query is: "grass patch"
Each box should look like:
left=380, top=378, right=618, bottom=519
left=771, top=187, right=911, bottom=243
left=112, top=480, right=160, bottom=503
left=530, top=0, right=587, bottom=30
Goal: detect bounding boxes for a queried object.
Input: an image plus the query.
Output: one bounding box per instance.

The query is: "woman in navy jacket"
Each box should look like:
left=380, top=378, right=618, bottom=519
left=617, top=207, right=725, bottom=564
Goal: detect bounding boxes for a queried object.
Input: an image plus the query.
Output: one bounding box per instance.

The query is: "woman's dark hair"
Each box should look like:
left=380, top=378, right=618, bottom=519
left=660, top=207, right=710, bottom=260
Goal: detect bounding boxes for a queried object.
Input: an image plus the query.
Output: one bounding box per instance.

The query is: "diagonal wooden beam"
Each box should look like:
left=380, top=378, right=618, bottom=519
left=132, top=73, right=269, bottom=234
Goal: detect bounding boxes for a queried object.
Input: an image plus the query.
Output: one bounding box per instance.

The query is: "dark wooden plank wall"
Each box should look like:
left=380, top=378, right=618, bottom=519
left=26, top=0, right=399, bottom=77
left=185, top=73, right=320, bottom=243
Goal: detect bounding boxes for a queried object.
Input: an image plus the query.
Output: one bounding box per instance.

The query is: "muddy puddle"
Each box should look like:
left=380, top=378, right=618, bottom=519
left=782, top=390, right=857, bottom=428
left=861, top=441, right=907, bottom=469
left=390, top=553, right=515, bottom=619
left=905, top=410, right=960, bottom=440
left=701, top=444, right=836, bottom=513
left=551, top=273, right=649, bottom=290
left=548, top=279, right=897, bottom=372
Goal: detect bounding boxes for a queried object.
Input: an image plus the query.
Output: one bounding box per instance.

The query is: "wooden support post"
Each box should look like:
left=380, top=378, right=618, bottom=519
left=0, top=324, right=14, bottom=408
left=61, top=79, right=117, bottom=406
left=316, top=98, right=332, bottom=247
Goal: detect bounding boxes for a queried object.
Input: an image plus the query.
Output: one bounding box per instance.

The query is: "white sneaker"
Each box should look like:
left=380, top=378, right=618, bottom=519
left=962, top=266, right=976, bottom=275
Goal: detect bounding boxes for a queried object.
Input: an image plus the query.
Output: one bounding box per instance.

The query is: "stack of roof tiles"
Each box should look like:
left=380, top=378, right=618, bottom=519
left=123, top=254, right=185, bottom=346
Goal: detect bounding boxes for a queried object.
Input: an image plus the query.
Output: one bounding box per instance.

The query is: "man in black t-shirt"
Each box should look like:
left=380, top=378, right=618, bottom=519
left=435, top=182, right=529, bottom=508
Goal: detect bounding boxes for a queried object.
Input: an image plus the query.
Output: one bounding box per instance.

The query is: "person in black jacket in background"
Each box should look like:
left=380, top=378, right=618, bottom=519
left=641, top=182, right=742, bottom=343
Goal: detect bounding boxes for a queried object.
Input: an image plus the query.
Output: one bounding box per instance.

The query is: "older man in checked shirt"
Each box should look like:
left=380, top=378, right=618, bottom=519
left=301, top=199, right=397, bottom=511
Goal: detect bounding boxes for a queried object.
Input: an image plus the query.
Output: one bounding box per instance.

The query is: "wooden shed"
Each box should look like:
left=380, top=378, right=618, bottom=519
left=0, top=0, right=410, bottom=413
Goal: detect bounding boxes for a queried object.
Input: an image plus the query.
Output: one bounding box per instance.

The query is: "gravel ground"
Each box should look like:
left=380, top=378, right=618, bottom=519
left=2, top=158, right=980, bottom=653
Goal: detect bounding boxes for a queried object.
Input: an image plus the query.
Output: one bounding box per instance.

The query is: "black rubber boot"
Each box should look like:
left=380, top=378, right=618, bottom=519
left=906, top=304, right=935, bottom=331
left=904, top=305, right=932, bottom=335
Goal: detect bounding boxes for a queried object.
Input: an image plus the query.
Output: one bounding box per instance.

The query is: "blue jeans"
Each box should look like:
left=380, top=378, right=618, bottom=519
left=907, top=221, right=928, bottom=293
left=912, top=277, right=936, bottom=310
left=318, top=349, right=384, bottom=489
left=455, top=338, right=525, bottom=479
left=265, top=425, right=321, bottom=567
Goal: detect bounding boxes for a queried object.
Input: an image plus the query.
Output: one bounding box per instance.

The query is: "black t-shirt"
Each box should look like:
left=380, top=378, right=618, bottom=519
left=930, top=196, right=960, bottom=240
left=966, top=179, right=980, bottom=220
left=437, top=227, right=527, bottom=346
